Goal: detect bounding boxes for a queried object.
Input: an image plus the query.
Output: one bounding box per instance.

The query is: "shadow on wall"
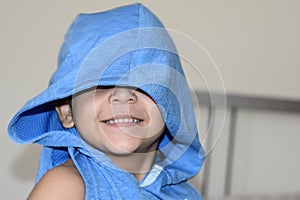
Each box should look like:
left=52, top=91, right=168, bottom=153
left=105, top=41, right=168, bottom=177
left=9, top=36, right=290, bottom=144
left=10, top=144, right=41, bottom=181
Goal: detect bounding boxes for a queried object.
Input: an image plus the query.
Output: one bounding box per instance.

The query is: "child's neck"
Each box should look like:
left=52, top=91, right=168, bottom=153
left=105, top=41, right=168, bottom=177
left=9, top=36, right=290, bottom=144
left=108, top=151, right=157, bottom=182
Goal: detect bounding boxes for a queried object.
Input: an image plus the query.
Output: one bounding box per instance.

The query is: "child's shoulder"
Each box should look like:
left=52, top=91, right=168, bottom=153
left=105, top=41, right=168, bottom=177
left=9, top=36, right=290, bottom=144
left=27, top=159, right=85, bottom=200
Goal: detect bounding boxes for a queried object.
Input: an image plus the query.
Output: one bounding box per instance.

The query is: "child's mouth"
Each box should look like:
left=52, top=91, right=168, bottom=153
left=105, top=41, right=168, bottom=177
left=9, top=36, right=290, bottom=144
left=104, top=118, right=142, bottom=124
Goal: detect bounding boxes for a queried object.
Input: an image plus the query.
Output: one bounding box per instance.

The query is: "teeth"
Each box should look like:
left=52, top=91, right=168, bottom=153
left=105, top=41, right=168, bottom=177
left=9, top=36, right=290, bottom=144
left=106, top=118, right=140, bottom=124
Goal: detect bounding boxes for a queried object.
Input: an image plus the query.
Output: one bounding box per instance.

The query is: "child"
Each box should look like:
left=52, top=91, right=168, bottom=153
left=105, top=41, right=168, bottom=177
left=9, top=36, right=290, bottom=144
left=8, top=3, right=205, bottom=199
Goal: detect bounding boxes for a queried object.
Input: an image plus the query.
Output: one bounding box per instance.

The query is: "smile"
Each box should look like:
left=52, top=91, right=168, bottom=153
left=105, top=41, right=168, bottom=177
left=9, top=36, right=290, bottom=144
left=105, top=118, right=142, bottom=124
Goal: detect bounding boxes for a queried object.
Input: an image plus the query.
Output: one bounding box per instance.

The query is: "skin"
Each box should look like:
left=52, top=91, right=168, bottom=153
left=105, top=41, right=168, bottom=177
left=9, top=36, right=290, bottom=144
left=27, top=86, right=165, bottom=199
left=27, top=160, right=85, bottom=200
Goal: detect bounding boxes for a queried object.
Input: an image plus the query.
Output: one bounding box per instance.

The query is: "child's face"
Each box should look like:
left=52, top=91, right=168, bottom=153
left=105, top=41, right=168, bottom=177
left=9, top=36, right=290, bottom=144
left=59, top=86, right=165, bottom=155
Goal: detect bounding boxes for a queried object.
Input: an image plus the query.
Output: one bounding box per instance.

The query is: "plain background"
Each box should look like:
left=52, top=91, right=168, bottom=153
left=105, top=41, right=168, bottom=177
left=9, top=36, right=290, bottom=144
left=1, top=0, right=300, bottom=198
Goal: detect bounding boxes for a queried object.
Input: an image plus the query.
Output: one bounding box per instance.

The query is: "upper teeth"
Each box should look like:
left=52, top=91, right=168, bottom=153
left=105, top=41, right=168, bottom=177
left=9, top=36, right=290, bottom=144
left=106, top=118, right=140, bottom=124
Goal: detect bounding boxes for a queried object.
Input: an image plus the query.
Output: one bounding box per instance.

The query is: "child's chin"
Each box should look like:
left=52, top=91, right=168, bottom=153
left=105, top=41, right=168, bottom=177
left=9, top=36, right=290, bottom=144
left=107, top=143, right=141, bottom=156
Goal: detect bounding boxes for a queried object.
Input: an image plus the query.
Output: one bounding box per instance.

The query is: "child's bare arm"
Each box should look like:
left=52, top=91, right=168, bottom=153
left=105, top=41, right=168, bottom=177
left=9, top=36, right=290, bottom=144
left=27, top=163, right=85, bottom=200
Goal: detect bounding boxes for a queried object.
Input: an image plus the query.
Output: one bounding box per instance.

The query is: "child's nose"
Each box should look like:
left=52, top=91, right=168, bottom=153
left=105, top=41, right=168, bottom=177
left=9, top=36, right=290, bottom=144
left=109, top=87, right=137, bottom=104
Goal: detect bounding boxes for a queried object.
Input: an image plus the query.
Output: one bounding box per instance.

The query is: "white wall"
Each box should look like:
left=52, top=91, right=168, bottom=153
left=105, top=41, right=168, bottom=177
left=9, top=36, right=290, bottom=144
left=190, top=107, right=300, bottom=198
left=232, top=109, right=300, bottom=195
left=1, top=0, right=300, bottom=199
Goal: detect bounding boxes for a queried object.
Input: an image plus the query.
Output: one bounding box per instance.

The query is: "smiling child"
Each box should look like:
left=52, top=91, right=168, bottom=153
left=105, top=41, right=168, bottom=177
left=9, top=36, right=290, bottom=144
left=8, top=3, right=205, bottom=199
